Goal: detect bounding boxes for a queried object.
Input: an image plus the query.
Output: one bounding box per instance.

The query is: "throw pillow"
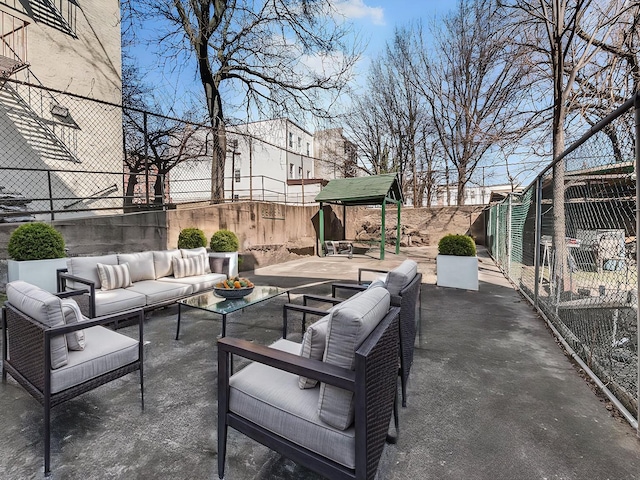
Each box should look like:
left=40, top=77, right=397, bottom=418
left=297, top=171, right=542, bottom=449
left=298, top=314, right=331, bottom=389
left=60, top=298, right=86, bottom=351
left=172, top=256, right=205, bottom=279
left=97, top=262, right=132, bottom=291
left=181, top=247, right=211, bottom=273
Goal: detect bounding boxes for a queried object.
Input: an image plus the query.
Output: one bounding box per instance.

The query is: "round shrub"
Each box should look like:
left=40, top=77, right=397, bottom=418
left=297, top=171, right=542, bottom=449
left=438, top=234, right=476, bottom=257
left=210, top=229, right=239, bottom=252
left=177, top=228, right=207, bottom=249
left=8, top=222, right=66, bottom=261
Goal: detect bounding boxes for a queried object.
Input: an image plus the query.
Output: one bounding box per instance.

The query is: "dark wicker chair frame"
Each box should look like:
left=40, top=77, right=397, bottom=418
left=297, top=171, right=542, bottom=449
left=218, top=306, right=400, bottom=480
left=305, top=267, right=422, bottom=408
left=1, top=290, right=144, bottom=476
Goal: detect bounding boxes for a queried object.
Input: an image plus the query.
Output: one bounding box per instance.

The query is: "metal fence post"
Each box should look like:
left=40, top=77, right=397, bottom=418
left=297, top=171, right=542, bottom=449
left=533, top=175, right=543, bottom=306
left=634, top=90, right=640, bottom=438
left=47, top=171, right=54, bottom=220
left=507, top=194, right=512, bottom=278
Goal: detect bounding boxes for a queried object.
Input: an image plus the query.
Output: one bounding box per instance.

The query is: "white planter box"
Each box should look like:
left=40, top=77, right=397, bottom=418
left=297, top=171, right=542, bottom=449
left=209, top=252, right=238, bottom=278
left=7, top=258, right=69, bottom=293
left=436, top=255, right=478, bottom=291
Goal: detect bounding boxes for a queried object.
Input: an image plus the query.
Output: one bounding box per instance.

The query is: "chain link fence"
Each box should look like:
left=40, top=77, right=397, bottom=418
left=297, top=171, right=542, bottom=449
left=487, top=94, right=640, bottom=426
left=0, top=79, right=321, bottom=223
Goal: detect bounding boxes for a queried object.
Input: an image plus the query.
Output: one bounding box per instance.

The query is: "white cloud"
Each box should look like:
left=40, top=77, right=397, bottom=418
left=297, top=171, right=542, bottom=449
left=334, top=0, right=385, bottom=26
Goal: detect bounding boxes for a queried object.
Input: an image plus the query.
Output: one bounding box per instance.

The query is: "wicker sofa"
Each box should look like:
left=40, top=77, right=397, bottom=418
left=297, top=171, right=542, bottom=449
left=218, top=286, right=400, bottom=480
left=56, top=247, right=227, bottom=318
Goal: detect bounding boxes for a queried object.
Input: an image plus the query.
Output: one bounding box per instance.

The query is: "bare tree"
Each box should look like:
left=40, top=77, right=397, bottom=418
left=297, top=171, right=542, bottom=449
left=414, top=0, right=532, bottom=205
left=123, top=1, right=360, bottom=203
left=501, top=0, right=635, bottom=293
left=122, top=61, right=210, bottom=206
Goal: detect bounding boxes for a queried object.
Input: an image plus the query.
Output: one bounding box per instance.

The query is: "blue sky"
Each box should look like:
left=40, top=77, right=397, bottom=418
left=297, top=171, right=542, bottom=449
left=128, top=0, right=459, bottom=117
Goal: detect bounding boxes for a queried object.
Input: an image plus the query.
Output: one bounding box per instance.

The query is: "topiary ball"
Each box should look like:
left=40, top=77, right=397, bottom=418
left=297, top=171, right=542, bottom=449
left=177, top=228, right=207, bottom=249
left=438, top=234, right=476, bottom=257
left=210, top=229, right=239, bottom=252
left=8, top=222, right=66, bottom=261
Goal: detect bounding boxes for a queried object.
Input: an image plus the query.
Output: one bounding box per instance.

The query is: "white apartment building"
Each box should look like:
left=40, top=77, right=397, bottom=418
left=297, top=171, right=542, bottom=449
left=0, top=0, right=123, bottom=219
left=433, top=183, right=519, bottom=206
left=170, top=118, right=324, bottom=204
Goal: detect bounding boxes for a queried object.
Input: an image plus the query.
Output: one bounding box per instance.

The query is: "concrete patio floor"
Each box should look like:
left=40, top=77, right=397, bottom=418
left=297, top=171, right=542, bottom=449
left=1, top=247, right=639, bottom=479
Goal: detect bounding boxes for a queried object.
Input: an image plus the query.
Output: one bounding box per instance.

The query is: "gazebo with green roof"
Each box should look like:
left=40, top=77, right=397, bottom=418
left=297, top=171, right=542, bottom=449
left=314, top=173, right=403, bottom=260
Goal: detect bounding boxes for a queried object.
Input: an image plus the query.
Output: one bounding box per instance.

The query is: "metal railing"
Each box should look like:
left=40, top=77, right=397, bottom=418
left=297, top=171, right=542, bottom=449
left=486, top=92, right=640, bottom=428
left=0, top=78, right=323, bottom=222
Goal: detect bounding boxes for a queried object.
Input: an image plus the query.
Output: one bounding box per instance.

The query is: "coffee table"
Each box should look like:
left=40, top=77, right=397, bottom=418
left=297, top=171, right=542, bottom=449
left=175, top=285, right=290, bottom=339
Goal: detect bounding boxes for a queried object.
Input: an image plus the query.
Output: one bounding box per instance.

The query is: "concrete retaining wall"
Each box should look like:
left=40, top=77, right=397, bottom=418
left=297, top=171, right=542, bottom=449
left=0, top=202, right=484, bottom=292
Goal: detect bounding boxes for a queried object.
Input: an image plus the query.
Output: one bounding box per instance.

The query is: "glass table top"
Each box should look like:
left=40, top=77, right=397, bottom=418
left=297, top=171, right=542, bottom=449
left=178, top=285, right=288, bottom=315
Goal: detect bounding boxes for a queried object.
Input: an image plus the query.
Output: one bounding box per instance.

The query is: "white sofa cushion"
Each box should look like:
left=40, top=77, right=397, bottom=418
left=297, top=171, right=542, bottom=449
left=66, top=254, right=118, bottom=290
left=94, top=289, right=147, bottom=317
left=156, top=272, right=226, bottom=293
left=6, top=281, right=68, bottom=369
left=118, top=252, right=156, bottom=282
left=385, top=259, right=418, bottom=296
left=318, top=286, right=390, bottom=430
left=299, top=314, right=331, bottom=389
left=229, top=339, right=357, bottom=469
left=97, top=263, right=132, bottom=291
left=152, top=249, right=182, bottom=279
left=181, top=247, right=211, bottom=273
left=172, top=256, right=205, bottom=279
left=60, top=298, right=86, bottom=351
left=50, top=325, right=139, bottom=394
left=126, top=280, right=193, bottom=305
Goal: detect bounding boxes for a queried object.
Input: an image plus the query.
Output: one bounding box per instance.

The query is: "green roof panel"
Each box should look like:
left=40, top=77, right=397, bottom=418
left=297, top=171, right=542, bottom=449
left=314, top=173, right=403, bottom=205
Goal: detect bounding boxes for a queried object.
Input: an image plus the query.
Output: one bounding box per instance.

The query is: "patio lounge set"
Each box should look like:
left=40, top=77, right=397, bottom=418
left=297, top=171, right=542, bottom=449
left=2, top=255, right=422, bottom=478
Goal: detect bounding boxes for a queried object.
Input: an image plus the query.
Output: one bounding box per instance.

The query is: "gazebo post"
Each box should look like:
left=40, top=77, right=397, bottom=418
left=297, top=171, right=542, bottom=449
left=396, top=201, right=401, bottom=254
left=342, top=204, right=347, bottom=240
left=380, top=199, right=386, bottom=260
left=319, top=202, right=325, bottom=257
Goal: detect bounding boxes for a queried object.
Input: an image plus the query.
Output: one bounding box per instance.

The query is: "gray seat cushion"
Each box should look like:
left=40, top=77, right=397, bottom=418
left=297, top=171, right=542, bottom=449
left=318, top=286, right=390, bottom=430
left=6, top=281, right=68, bottom=369
left=66, top=254, right=118, bottom=290
left=126, top=280, right=193, bottom=305
left=156, top=272, right=227, bottom=293
left=94, top=288, right=147, bottom=317
left=50, top=325, right=139, bottom=394
left=385, top=259, right=418, bottom=296
left=229, top=339, right=357, bottom=469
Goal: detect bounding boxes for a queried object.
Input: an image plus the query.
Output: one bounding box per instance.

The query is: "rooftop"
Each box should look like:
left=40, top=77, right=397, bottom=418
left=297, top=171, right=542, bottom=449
left=1, top=247, right=638, bottom=479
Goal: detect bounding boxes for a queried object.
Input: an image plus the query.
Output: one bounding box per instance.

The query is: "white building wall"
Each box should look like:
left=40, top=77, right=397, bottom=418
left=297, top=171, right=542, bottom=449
left=0, top=1, right=123, bottom=218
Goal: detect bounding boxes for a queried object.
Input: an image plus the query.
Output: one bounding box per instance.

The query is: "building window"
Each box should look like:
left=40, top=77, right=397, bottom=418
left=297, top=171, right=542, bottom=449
left=297, top=136, right=302, bottom=149
left=306, top=143, right=310, bottom=156
left=298, top=166, right=302, bottom=178
left=307, top=170, right=311, bottom=179
left=289, top=163, right=294, bottom=177
left=234, top=169, right=241, bottom=182
left=289, top=132, right=293, bottom=148
left=233, top=194, right=239, bottom=201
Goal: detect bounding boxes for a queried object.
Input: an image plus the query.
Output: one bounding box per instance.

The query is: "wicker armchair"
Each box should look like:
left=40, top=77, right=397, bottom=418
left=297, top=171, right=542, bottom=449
left=2, top=281, right=144, bottom=476
left=309, top=260, right=422, bottom=407
left=218, top=287, right=399, bottom=480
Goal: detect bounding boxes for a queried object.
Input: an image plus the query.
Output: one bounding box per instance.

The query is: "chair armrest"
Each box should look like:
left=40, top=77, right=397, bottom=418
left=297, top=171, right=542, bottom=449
left=282, top=303, right=329, bottom=339
left=56, top=272, right=97, bottom=317
left=357, top=267, right=389, bottom=284
left=47, top=308, right=144, bottom=336
left=302, top=294, right=343, bottom=307
left=331, top=282, right=367, bottom=298
left=218, top=337, right=355, bottom=391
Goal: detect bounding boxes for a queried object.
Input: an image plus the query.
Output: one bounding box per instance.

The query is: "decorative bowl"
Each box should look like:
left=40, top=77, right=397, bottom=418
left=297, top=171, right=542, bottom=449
left=213, top=286, right=254, bottom=299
